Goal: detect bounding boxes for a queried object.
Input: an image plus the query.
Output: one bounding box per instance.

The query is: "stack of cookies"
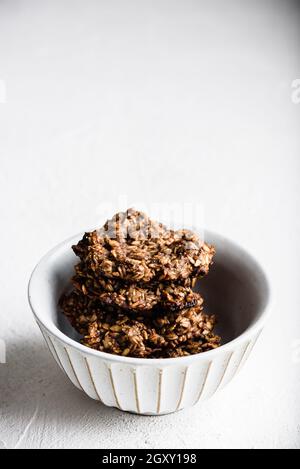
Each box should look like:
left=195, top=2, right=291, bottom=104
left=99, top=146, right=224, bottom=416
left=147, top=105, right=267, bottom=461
left=60, top=209, right=221, bottom=358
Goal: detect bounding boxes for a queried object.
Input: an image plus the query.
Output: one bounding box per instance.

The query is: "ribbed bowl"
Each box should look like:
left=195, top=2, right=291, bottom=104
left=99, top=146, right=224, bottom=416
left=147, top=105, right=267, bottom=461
left=28, top=231, right=270, bottom=415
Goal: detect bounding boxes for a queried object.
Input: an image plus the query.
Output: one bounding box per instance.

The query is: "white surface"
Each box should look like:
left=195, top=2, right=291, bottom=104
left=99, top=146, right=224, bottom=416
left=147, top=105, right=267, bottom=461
left=0, top=0, right=299, bottom=449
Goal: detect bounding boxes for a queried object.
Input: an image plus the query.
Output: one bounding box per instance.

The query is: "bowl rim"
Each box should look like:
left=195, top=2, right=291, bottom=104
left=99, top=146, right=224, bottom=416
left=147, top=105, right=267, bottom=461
left=28, top=230, right=272, bottom=366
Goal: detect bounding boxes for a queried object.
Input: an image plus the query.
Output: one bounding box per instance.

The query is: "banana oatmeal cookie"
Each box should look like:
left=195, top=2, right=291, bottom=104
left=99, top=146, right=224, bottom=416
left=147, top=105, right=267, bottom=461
left=72, top=265, right=202, bottom=313
left=72, top=209, right=215, bottom=284
left=59, top=290, right=220, bottom=358
left=60, top=209, right=221, bottom=358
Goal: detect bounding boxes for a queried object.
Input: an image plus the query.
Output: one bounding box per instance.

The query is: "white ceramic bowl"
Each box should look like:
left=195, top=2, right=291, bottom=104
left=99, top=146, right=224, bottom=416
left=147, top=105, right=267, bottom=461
left=28, top=231, right=270, bottom=415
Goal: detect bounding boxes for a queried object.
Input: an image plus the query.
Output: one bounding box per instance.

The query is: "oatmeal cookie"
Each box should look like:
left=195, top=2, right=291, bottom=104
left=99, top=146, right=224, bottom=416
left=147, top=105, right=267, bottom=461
left=60, top=208, right=220, bottom=359
left=73, top=209, right=215, bottom=284
left=59, top=290, right=220, bottom=358
left=72, top=265, right=202, bottom=313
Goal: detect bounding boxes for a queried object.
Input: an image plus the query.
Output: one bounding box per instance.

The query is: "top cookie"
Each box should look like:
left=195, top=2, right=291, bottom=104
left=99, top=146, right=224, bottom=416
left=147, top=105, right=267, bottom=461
left=73, top=209, right=215, bottom=284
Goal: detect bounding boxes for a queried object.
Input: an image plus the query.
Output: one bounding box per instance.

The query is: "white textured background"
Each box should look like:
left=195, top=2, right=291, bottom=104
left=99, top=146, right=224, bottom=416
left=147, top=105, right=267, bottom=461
left=0, top=0, right=300, bottom=449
